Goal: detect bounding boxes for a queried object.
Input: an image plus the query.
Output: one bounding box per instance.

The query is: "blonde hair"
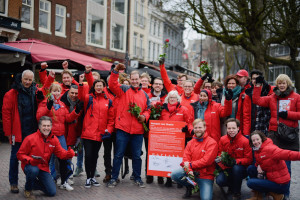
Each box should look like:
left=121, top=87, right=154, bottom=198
left=92, top=72, right=101, bottom=80
left=49, top=83, right=62, bottom=92
left=192, top=119, right=206, bottom=127
left=164, top=90, right=181, bottom=103
left=141, top=72, right=151, bottom=82
left=61, top=69, right=73, bottom=77
left=183, top=80, right=194, bottom=87
left=275, top=74, right=293, bottom=87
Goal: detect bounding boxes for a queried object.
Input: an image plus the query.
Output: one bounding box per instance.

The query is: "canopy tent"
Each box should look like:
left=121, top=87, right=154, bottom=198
left=5, top=39, right=111, bottom=71
left=0, top=43, right=30, bottom=65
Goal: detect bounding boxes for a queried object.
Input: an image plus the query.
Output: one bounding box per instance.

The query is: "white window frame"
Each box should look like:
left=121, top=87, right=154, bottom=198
left=0, top=0, right=8, bottom=16
left=38, top=0, right=51, bottom=34
left=112, top=0, right=125, bottom=14
left=55, top=4, right=66, bottom=37
left=21, top=0, right=34, bottom=30
left=111, top=23, right=125, bottom=51
left=134, top=0, right=138, bottom=24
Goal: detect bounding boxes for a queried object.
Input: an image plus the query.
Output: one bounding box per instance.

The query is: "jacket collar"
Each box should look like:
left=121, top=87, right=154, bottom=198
left=273, top=86, right=293, bottom=98
left=226, top=131, right=242, bottom=142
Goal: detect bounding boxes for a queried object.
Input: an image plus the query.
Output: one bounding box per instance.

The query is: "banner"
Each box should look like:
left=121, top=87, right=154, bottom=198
left=147, top=120, right=186, bottom=177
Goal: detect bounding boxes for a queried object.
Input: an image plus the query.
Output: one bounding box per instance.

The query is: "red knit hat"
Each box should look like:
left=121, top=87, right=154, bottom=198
left=236, top=69, right=249, bottom=77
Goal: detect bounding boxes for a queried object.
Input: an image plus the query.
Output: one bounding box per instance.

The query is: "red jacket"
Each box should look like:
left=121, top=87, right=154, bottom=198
left=36, top=100, right=79, bottom=137
left=183, top=132, right=218, bottom=180
left=17, top=130, right=74, bottom=172
left=252, top=86, right=300, bottom=131
left=194, top=78, right=204, bottom=94
left=254, top=138, right=300, bottom=184
left=190, top=99, right=232, bottom=142
left=160, top=63, right=184, bottom=95
left=159, top=103, right=191, bottom=137
left=235, top=83, right=251, bottom=134
left=108, top=71, right=151, bottom=134
left=243, top=85, right=274, bottom=136
left=218, top=132, right=252, bottom=166
left=142, top=87, right=151, bottom=94
left=181, top=92, right=199, bottom=118
left=79, top=90, right=115, bottom=142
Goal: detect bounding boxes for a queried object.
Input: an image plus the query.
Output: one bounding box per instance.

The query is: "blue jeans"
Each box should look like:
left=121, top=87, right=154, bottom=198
left=216, top=164, right=247, bottom=194
left=24, top=165, right=56, bottom=196
left=247, top=165, right=289, bottom=194
left=76, top=138, right=84, bottom=169
left=285, top=161, right=291, bottom=197
left=171, top=168, right=213, bottom=200
left=9, top=142, right=21, bottom=186
left=111, top=129, right=143, bottom=181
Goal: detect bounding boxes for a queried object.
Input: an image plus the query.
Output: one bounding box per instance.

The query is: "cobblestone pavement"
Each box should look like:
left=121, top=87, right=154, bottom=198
left=0, top=142, right=299, bottom=200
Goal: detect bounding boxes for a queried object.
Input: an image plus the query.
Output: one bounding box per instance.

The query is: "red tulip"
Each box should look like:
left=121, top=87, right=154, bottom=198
left=165, top=39, right=169, bottom=43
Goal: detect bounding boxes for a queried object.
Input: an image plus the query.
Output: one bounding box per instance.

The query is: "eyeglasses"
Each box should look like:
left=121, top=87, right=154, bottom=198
left=184, top=86, right=193, bottom=88
left=153, top=83, right=163, bottom=85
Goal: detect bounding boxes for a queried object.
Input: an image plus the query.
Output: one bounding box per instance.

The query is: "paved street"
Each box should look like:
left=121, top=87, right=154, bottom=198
left=0, top=142, right=299, bottom=200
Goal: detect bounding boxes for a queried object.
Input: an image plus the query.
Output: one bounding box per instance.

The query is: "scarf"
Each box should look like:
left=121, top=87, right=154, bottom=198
left=195, top=101, right=208, bottom=120
left=193, top=136, right=204, bottom=142
left=67, top=94, right=78, bottom=112
left=167, top=103, right=178, bottom=114
left=223, top=86, right=241, bottom=118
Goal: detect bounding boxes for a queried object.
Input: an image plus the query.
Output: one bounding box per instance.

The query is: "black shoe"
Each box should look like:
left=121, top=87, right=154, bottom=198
left=177, top=183, right=183, bottom=188
left=10, top=185, right=19, bottom=194
left=146, top=176, right=153, bottom=184
left=182, top=186, right=193, bottom=199
left=157, top=177, right=164, bottom=184
left=165, top=178, right=172, bottom=187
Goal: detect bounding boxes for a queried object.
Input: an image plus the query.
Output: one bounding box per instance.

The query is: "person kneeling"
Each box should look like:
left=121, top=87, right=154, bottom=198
left=171, top=119, right=218, bottom=200
left=17, top=116, right=75, bottom=199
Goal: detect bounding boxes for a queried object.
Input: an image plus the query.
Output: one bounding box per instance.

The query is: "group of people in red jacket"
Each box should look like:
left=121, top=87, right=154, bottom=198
left=2, top=58, right=300, bottom=200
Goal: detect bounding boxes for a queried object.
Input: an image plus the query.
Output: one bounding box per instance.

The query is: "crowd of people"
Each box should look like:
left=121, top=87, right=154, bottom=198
left=2, top=59, right=300, bottom=200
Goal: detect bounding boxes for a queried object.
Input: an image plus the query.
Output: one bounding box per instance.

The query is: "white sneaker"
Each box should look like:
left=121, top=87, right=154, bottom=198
left=60, top=182, right=74, bottom=191
left=68, top=179, right=74, bottom=185
left=56, top=177, right=61, bottom=186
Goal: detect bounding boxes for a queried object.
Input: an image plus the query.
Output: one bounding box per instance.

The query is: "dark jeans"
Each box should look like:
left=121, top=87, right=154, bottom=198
left=111, top=129, right=143, bottom=181
left=285, top=161, right=291, bottom=197
left=144, top=137, right=148, bottom=173
left=9, top=142, right=21, bottom=186
left=247, top=165, right=289, bottom=194
left=216, top=164, right=247, bottom=194
left=83, top=139, right=102, bottom=179
left=103, top=133, right=116, bottom=175
left=24, top=165, right=56, bottom=196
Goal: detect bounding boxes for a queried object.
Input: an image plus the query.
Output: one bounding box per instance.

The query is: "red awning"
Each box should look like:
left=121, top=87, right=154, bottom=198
left=5, top=39, right=111, bottom=71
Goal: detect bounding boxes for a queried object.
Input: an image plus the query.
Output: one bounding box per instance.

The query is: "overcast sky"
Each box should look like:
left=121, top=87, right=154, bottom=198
left=183, top=23, right=202, bottom=50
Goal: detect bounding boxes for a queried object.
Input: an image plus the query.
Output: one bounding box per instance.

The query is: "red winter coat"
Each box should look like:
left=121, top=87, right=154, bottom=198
left=194, top=78, right=204, bottom=94
left=160, top=63, right=184, bottom=95
left=181, top=92, right=199, bottom=119
left=108, top=71, right=151, bottom=134
left=159, top=103, right=191, bottom=137
left=142, top=87, right=151, bottom=94
left=182, top=132, right=218, bottom=180
left=17, top=130, right=74, bottom=172
left=79, top=90, right=115, bottom=142
left=218, top=132, right=252, bottom=166
left=190, top=98, right=232, bottom=142
left=252, top=86, right=300, bottom=131
left=235, top=83, right=251, bottom=134
left=242, top=85, right=274, bottom=136
left=254, top=138, right=300, bottom=184
left=36, top=100, right=79, bottom=137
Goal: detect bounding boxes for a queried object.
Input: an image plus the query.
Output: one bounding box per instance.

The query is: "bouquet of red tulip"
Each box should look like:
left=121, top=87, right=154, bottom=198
left=150, top=102, right=163, bottom=120
left=198, top=61, right=212, bottom=74
left=180, top=162, right=199, bottom=194
left=214, top=151, right=236, bottom=176
left=128, top=102, right=148, bottom=132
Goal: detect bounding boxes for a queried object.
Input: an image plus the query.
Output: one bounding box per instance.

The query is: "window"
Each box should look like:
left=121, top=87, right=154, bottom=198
left=158, top=22, right=160, bottom=36
left=93, top=0, right=104, bottom=5
left=111, top=23, right=124, bottom=50
left=153, top=20, right=156, bottom=35
left=39, top=0, right=51, bottom=33
left=112, top=0, right=125, bottom=14
left=133, top=33, right=138, bottom=56
left=55, top=5, right=66, bottom=37
left=140, top=3, right=144, bottom=26
left=140, top=35, right=143, bottom=58
left=87, top=14, right=104, bottom=45
left=153, top=43, right=156, bottom=61
left=134, top=0, right=138, bottom=23
left=148, top=41, right=151, bottom=60
left=21, top=0, right=34, bottom=29
left=149, top=19, right=152, bottom=34
left=0, top=0, right=7, bottom=15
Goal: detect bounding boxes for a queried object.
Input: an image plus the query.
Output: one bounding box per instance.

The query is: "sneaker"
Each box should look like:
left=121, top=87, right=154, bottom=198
left=10, top=185, right=19, bottom=194
left=60, top=182, right=74, bottom=191
left=68, top=179, right=74, bottom=185
left=91, top=178, right=100, bottom=187
left=146, top=175, right=153, bottom=184
left=24, top=190, right=36, bottom=200
left=73, top=167, right=83, bottom=177
left=165, top=178, right=172, bottom=187
left=56, top=177, right=61, bottom=186
left=95, top=170, right=100, bottom=177
left=85, top=178, right=91, bottom=188
left=130, top=174, right=135, bottom=180
left=69, top=174, right=74, bottom=179
left=135, top=180, right=146, bottom=188
left=107, top=179, right=117, bottom=188
left=103, top=174, right=111, bottom=183
left=157, top=177, right=164, bottom=184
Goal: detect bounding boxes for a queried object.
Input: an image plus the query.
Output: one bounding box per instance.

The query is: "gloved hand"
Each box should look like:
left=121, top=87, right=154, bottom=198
left=225, top=89, right=233, bottom=100
left=47, top=99, right=54, bottom=110
left=36, top=90, right=44, bottom=100
left=159, top=57, right=165, bottom=65
left=201, top=73, right=208, bottom=80
left=101, top=130, right=111, bottom=140
left=207, top=74, right=214, bottom=83
left=181, top=125, right=188, bottom=133
left=255, top=76, right=264, bottom=85
left=75, top=101, right=84, bottom=114
left=278, top=111, right=288, bottom=119
left=67, top=146, right=75, bottom=158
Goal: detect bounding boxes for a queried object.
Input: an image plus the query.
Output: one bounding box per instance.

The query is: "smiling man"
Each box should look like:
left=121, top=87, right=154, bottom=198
left=17, top=116, right=75, bottom=199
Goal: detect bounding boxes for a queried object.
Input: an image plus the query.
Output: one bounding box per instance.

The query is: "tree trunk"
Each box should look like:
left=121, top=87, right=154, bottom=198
left=291, top=63, right=300, bottom=93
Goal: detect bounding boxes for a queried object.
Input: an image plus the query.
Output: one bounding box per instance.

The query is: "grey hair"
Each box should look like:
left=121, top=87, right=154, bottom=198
left=164, top=90, right=181, bottom=103
left=22, top=70, right=34, bottom=79
left=70, top=84, right=78, bottom=89
left=38, top=116, right=52, bottom=127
